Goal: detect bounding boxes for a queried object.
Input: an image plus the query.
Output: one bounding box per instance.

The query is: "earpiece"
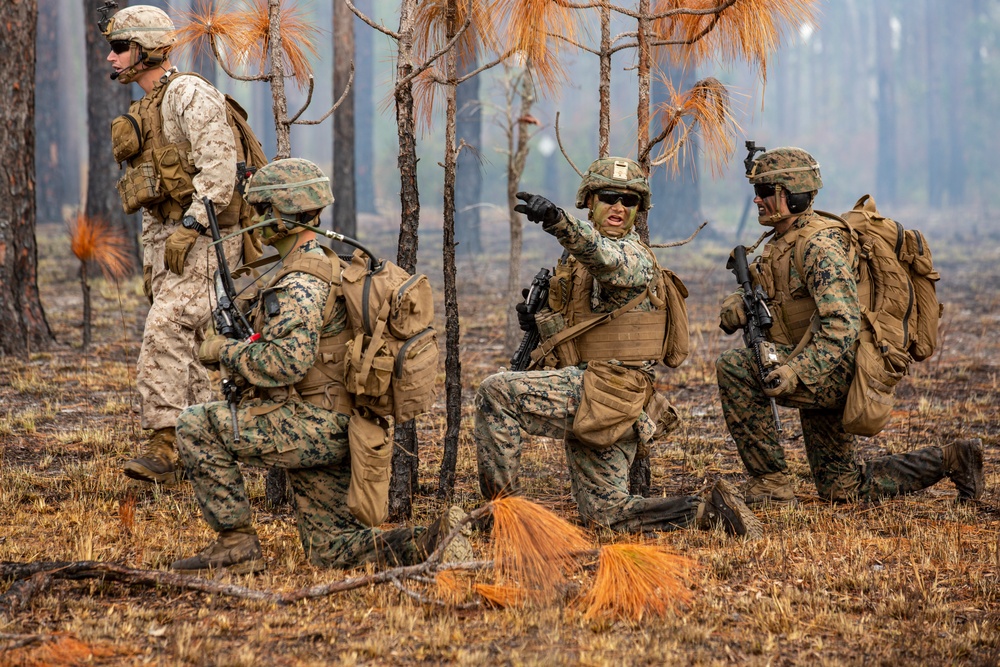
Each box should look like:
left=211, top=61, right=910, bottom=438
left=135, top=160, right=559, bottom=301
left=786, top=192, right=812, bottom=214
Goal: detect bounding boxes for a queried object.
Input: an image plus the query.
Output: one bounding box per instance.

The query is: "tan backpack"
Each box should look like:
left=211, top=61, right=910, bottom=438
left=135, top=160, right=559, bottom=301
left=340, top=249, right=439, bottom=422
left=801, top=196, right=942, bottom=435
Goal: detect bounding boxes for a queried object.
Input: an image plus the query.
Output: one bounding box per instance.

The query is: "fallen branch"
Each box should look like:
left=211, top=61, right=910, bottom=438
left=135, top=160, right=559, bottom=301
left=0, top=573, right=53, bottom=619
left=0, top=632, right=54, bottom=650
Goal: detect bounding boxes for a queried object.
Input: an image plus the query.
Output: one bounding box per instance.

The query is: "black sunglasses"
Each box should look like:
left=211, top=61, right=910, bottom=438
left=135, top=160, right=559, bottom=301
left=594, top=190, right=640, bottom=208
left=109, top=40, right=131, bottom=54
left=753, top=183, right=777, bottom=199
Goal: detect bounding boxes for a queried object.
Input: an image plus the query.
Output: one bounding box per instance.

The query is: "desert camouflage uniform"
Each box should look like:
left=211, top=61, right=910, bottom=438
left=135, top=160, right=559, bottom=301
left=176, top=240, right=428, bottom=569
left=717, top=213, right=949, bottom=500
left=475, top=212, right=701, bottom=531
left=137, top=70, right=242, bottom=431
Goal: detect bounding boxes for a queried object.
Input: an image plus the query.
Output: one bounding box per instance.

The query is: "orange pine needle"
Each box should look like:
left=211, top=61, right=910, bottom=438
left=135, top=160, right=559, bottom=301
left=473, top=582, right=529, bottom=609
left=171, top=0, right=245, bottom=69
left=68, top=215, right=133, bottom=281
left=490, top=496, right=592, bottom=602
left=579, top=543, right=697, bottom=623
left=435, top=570, right=467, bottom=604
left=651, top=76, right=741, bottom=176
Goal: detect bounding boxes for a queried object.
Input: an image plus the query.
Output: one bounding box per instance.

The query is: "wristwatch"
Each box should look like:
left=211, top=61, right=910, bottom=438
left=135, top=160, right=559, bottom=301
left=181, top=215, right=208, bottom=235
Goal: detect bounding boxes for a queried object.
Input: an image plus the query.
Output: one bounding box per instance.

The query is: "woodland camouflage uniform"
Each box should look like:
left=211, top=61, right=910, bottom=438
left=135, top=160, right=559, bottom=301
left=173, top=159, right=467, bottom=573
left=476, top=158, right=761, bottom=537
left=717, top=147, right=984, bottom=504
left=105, top=6, right=243, bottom=483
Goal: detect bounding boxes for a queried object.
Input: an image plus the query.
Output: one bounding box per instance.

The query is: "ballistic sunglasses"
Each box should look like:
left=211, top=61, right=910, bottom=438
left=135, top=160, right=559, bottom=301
left=109, top=40, right=131, bottom=54
left=753, top=183, right=777, bottom=199
left=594, top=190, right=640, bottom=208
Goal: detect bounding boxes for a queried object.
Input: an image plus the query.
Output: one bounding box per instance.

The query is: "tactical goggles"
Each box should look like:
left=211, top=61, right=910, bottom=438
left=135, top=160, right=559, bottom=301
left=753, top=183, right=777, bottom=199
left=594, top=190, right=640, bottom=208
left=109, top=40, right=132, bottom=54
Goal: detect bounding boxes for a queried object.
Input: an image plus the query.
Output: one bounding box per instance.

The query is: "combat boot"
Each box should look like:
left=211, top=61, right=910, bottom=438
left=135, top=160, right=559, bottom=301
left=698, top=480, right=763, bottom=539
left=417, top=506, right=474, bottom=563
left=170, top=527, right=266, bottom=575
left=940, top=438, right=985, bottom=502
left=744, top=471, right=798, bottom=507
left=123, top=428, right=183, bottom=484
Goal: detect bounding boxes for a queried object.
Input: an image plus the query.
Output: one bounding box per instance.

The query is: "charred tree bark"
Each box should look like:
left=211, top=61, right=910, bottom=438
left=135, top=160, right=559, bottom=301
left=35, top=0, right=64, bottom=226
left=84, top=0, right=139, bottom=263
left=504, top=69, right=535, bottom=352
left=438, top=1, right=461, bottom=501
left=353, top=0, right=376, bottom=215
left=634, top=0, right=652, bottom=244
left=333, top=0, right=357, bottom=240
left=390, top=2, right=421, bottom=520
left=0, top=0, right=55, bottom=358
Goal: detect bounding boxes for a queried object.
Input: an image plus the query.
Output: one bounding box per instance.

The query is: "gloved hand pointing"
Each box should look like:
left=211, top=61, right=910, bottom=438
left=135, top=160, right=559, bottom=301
left=514, top=192, right=562, bottom=226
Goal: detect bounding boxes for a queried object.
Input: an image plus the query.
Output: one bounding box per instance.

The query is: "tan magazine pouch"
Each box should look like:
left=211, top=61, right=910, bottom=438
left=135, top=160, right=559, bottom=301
left=842, top=329, right=906, bottom=436
left=116, top=160, right=162, bottom=214
left=346, top=410, right=393, bottom=527
left=111, top=113, right=143, bottom=163
left=573, top=360, right=652, bottom=448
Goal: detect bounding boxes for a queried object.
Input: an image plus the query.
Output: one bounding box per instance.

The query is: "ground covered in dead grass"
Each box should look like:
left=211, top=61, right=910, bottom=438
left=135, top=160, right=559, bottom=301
left=1, top=213, right=998, bottom=666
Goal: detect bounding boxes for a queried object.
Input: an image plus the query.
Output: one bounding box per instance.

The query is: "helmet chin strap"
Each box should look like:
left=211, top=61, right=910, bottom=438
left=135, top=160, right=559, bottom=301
left=756, top=184, right=798, bottom=227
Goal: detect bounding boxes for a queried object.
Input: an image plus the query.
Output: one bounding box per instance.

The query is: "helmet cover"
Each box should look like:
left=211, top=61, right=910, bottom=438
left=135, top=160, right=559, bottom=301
left=103, top=5, right=176, bottom=51
left=575, top=157, right=651, bottom=212
left=747, top=147, right=822, bottom=194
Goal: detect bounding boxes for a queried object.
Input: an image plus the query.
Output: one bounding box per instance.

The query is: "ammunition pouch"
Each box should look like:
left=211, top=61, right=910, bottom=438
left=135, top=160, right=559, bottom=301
left=346, top=410, right=393, bottom=527
left=572, top=361, right=652, bottom=448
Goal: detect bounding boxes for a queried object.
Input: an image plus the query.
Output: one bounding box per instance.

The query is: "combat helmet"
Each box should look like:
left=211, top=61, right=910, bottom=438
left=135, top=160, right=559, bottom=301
left=575, top=157, right=651, bottom=212
left=246, top=158, right=333, bottom=244
left=102, top=5, right=176, bottom=84
left=746, top=147, right=822, bottom=194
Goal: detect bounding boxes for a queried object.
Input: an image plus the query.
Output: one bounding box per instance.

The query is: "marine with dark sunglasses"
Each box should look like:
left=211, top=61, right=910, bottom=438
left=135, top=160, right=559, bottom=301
left=474, top=157, right=763, bottom=538
left=103, top=5, right=256, bottom=485
left=716, top=146, right=983, bottom=506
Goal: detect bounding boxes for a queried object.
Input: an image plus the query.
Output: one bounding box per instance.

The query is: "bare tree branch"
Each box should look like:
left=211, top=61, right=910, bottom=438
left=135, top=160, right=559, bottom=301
left=344, top=0, right=401, bottom=40
left=293, top=61, right=356, bottom=126
left=554, top=112, right=584, bottom=177
left=649, top=220, right=708, bottom=248
left=395, top=5, right=474, bottom=92
left=209, top=34, right=268, bottom=83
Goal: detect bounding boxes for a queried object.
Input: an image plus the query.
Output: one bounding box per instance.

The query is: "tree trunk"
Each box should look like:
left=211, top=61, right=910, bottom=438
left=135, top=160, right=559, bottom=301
left=634, top=0, right=652, bottom=244
left=505, top=68, right=535, bottom=352
left=923, top=0, right=944, bottom=209
left=438, top=1, right=461, bottom=501
left=35, top=0, right=63, bottom=226
left=598, top=5, right=611, bottom=158
left=390, top=1, right=421, bottom=521
left=353, top=0, right=376, bottom=214
left=267, top=0, right=292, bottom=160
left=84, top=0, right=139, bottom=263
left=0, top=0, right=55, bottom=358
left=455, top=50, right=482, bottom=256
left=81, top=263, right=91, bottom=349
left=332, top=0, right=357, bottom=240
left=874, top=1, right=898, bottom=206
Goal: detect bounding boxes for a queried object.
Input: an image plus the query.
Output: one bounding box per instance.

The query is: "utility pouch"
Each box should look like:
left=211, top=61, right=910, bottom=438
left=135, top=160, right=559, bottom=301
left=116, top=161, right=162, bottom=214
left=346, top=410, right=393, bottom=527
left=534, top=310, right=580, bottom=368
left=842, top=330, right=907, bottom=436
left=573, top=361, right=651, bottom=448
left=111, top=113, right=143, bottom=164
left=152, top=143, right=196, bottom=203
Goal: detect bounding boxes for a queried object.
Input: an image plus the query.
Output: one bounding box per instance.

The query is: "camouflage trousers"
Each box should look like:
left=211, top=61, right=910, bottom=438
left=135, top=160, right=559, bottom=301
left=716, top=346, right=945, bottom=501
left=474, top=368, right=700, bottom=532
left=176, top=398, right=426, bottom=569
left=137, top=231, right=241, bottom=431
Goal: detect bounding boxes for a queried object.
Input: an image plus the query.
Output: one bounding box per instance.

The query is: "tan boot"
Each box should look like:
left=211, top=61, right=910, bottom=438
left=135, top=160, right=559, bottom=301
left=170, top=527, right=266, bottom=575
left=698, top=480, right=763, bottom=539
left=940, top=438, right=985, bottom=502
left=417, top=506, right=474, bottom=563
left=744, top=471, right=798, bottom=507
left=123, top=428, right=183, bottom=484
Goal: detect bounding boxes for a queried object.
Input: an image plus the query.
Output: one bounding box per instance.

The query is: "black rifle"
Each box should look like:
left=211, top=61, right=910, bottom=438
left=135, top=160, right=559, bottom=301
left=727, top=245, right=782, bottom=433
left=205, top=197, right=259, bottom=443
left=509, top=267, right=551, bottom=371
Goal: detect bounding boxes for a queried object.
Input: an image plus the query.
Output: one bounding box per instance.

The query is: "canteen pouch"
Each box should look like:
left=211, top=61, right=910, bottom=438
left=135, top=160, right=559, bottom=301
left=111, top=113, right=143, bottom=164
left=346, top=410, right=393, bottom=527
left=842, top=330, right=906, bottom=436
left=573, top=361, right=651, bottom=448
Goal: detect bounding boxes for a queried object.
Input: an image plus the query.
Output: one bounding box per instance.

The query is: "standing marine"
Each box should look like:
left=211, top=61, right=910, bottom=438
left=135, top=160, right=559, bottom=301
left=716, top=146, right=984, bottom=505
left=170, top=159, right=470, bottom=573
left=474, top=157, right=762, bottom=538
left=104, top=5, right=259, bottom=484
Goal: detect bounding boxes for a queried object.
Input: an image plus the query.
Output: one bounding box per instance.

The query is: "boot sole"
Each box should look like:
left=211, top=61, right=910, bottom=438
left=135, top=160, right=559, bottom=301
left=123, top=465, right=184, bottom=485
left=712, top=482, right=764, bottom=539
left=171, top=558, right=267, bottom=576
left=952, top=438, right=985, bottom=502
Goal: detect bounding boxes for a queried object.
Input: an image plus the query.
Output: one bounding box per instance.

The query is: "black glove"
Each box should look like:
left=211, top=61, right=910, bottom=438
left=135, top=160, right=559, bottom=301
left=515, top=289, right=535, bottom=331
left=515, top=192, right=562, bottom=226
